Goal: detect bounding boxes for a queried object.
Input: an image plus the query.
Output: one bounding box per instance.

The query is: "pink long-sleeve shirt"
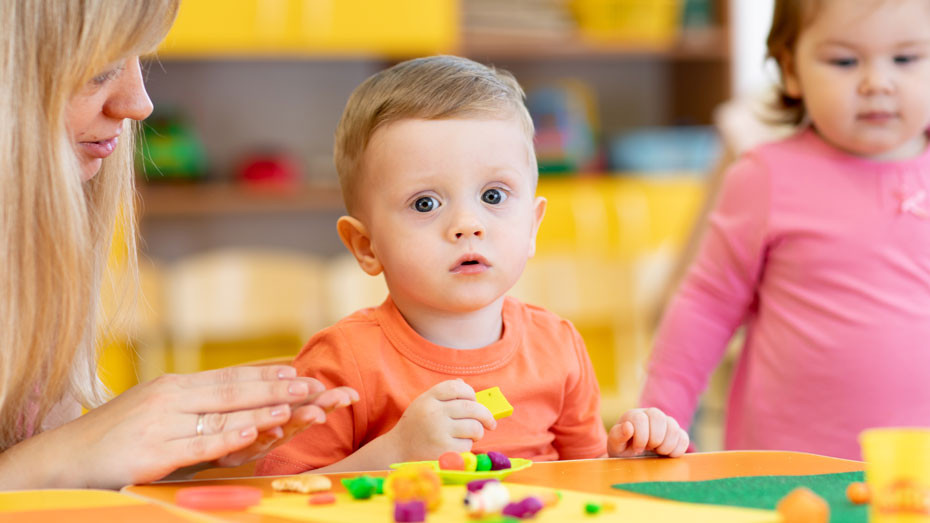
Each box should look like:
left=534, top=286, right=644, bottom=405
left=641, top=128, right=930, bottom=460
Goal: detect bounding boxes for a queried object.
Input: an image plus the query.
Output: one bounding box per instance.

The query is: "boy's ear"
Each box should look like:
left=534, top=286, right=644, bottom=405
left=779, top=51, right=802, bottom=98
left=336, top=216, right=383, bottom=276
left=527, top=196, right=547, bottom=258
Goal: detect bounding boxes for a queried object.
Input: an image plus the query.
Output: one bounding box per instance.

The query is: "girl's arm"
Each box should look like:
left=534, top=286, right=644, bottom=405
left=640, top=155, right=771, bottom=433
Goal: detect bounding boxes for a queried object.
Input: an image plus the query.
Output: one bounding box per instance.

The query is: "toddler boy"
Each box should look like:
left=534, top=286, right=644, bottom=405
left=258, top=56, right=687, bottom=474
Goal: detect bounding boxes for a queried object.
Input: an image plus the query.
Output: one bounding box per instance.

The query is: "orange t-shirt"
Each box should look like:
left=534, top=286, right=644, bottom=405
left=256, top=295, right=606, bottom=475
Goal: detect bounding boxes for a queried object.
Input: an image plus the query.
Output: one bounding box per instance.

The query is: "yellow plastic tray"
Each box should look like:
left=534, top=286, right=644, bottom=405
left=389, top=458, right=533, bottom=485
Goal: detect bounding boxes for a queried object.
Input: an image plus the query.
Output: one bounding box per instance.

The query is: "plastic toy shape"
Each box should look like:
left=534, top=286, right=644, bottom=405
left=475, top=387, right=514, bottom=420
left=394, top=499, right=426, bottom=522
left=776, top=487, right=829, bottom=523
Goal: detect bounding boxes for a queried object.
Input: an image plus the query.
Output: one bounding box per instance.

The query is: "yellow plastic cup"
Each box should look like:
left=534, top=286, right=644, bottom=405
left=861, top=428, right=930, bottom=522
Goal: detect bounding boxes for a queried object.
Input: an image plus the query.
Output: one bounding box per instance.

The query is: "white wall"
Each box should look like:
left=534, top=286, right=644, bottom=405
left=730, top=0, right=776, bottom=96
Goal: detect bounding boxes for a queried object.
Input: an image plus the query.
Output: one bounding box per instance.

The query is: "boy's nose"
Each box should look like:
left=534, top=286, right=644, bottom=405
left=449, top=212, right=485, bottom=240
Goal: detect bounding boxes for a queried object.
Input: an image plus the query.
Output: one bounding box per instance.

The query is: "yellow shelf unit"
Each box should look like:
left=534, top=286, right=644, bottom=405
left=158, top=0, right=459, bottom=58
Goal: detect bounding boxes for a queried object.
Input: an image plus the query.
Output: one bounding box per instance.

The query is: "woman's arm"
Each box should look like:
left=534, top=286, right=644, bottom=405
left=0, top=365, right=356, bottom=489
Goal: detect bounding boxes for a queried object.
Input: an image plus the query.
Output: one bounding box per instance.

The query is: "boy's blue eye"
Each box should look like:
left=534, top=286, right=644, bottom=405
left=828, top=57, right=857, bottom=68
left=481, top=188, right=506, bottom=205
left=413, top=196, right=438, bottom=213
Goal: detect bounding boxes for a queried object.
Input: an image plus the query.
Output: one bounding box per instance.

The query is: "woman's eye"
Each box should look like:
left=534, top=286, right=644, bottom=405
left=91, top=65, right=124, bottom=85
left=481, top=188, right=506, bottom=205
left=413, top=196, right=439, bottom=213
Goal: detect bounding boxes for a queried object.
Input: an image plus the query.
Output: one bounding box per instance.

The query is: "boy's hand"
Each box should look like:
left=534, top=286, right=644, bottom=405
left=607, top=407, right=689, bottom=458
left=387, top=379, right=497, bottom=462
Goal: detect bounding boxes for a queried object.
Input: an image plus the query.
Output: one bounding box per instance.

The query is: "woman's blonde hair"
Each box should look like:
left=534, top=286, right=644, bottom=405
left=334, top=55, right=536, bottom=215
left=0, top=0, right=178, bottom=450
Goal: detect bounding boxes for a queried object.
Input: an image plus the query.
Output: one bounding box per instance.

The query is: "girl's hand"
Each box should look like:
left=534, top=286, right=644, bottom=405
left=39, top=365, right=356, bottom=489
left=607, top=407, right=689, bottom=458
left=385, top=379, right=496, bottom=463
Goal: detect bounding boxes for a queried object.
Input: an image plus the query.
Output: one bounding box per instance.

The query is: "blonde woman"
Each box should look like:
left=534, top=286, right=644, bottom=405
left=0, top=2, right=357, bottom=489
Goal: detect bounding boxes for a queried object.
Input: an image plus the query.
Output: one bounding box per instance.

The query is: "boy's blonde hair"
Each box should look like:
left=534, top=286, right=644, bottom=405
left=0, top=0, right=178, bottom=451
left=334, top=55, right=536, bottom=214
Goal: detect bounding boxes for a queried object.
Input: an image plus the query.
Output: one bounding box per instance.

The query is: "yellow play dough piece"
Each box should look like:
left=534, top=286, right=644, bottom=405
left=476, top=386, right=513, bottom=420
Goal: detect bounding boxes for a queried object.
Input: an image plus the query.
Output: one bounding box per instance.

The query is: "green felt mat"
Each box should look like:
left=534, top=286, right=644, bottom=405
left=613, top=471, right=866, bottom=523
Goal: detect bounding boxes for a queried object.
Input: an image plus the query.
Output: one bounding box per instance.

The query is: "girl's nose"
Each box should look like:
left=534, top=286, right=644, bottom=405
left=858, top=64, right=894, bottom=96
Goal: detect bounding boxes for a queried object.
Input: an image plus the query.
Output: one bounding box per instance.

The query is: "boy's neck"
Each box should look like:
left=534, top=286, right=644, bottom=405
left=391, top=295, right=505, bottom=350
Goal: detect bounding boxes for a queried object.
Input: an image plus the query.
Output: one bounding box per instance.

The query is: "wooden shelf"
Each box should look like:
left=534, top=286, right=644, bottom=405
left=460, top=27, right=728, bottom=61
left=137, top=182, right=345, bottom=217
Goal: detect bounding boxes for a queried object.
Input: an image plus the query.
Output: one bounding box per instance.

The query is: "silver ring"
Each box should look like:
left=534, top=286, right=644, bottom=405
left=195, top=413, right=205, bottom=436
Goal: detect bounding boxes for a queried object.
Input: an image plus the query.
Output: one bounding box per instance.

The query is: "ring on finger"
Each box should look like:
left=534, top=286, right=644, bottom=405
left=195, top=413, right=205, bottom=437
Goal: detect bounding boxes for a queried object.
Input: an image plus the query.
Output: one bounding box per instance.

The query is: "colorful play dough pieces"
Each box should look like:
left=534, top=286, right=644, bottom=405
left=341, top=475, right=380, bottom=499
left=394, top=499, right=426, bottom=522
left=386, top=464, right=442, bottom=511
left=487, top=451, right=512, bottom=470
left=175, top=486, right=262, bottom=510
left=439, top=451, right=465, bottom=470
left=846, top=482, right=870, bottom=504
left=502, top=496, right=544, bottom=519
left=309, top=492, right=336, bottom=505
left=777, top=487, right=829, bottom=523
left=476, top=453, right=493, bottom=471
left=270, top=474, right=332, bottom=494
left=475, top=386, right=514, bottom=420
left=460, top=451, right=478, bottom=472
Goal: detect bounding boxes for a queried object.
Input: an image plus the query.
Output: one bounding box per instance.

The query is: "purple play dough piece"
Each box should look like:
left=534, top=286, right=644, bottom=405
left=487, top=451, right=511, bottom=471
left=466, top=478, right=500, bottom=492
left=393, top=500, right=426, bottom=522
left=501, top=496, right=544, bottom=519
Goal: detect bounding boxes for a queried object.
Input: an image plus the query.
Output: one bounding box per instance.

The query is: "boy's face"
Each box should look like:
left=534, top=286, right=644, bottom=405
left=353, top=117, right=545, bottom=314
left=783, top=0, right=930, bottom=159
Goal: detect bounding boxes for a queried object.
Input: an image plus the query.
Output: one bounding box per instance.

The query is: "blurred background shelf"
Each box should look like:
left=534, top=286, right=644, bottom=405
left=138, top=182, right=344, bottom=216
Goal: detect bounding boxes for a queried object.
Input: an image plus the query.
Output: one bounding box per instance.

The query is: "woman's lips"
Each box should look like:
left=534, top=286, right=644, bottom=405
left=79, top=136, right=119, bottom=159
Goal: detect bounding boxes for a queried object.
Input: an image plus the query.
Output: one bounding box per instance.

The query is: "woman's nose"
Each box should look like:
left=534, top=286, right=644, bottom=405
left=103, top=57, right=154, bottom=122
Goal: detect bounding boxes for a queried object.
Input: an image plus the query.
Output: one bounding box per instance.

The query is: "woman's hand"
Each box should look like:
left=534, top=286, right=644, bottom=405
left=3, top=365, right=356, bottom=489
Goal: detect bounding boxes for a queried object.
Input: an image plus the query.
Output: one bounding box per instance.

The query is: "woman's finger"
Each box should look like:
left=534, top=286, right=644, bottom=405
left=179, top=365, right=298, bottom=387
left=182, top=379, right=317, bottom=414
left=214, top=427, right=285, bottom=468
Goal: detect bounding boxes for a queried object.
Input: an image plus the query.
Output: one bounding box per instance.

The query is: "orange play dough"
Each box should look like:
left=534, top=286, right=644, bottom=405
left=777, top=487, right=829, bottom=523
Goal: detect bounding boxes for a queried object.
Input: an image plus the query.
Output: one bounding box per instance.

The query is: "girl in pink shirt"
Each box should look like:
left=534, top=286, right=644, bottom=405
left=641, top=0, right=930, bottom=460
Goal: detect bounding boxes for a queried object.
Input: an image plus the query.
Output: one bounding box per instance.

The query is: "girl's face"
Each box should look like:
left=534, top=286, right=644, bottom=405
left=783, top=0, right=930, bottom=160
left=65, top=57, right=153, bottom=180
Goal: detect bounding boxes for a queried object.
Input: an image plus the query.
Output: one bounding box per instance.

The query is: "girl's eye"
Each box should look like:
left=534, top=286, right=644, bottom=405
left=894, top=54, right=920, bottom=65
left=481, top=188, right=506, bottom=205
left=413, top=196, right=439, bottom=213
left=828, top=57, right=857, bottom=68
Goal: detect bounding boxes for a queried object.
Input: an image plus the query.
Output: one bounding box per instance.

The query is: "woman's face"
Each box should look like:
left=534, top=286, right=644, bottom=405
left=65, top=57, right=153, bottom=180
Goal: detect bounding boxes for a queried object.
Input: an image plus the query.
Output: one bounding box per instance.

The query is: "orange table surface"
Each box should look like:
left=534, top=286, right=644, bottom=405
left=119, top=450, right=864, bottom=522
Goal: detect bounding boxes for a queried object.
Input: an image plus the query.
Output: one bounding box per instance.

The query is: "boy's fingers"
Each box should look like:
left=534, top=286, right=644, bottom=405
left=670, top=431, right=690, bottom=457
left=645, top=408, right=668, bottom=450
left=629, top=410, right=650, bottom=453
left=447, top=400, right=496, bottom=430
left=607, top=421, right=634, bottom=456
left=431, top=379, right=476, bottom=402
left=654, top=426, right=680, bottom=456
left=307, top=387, right=358, bottom=411
left=451, top=418, right=485, bottom=442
